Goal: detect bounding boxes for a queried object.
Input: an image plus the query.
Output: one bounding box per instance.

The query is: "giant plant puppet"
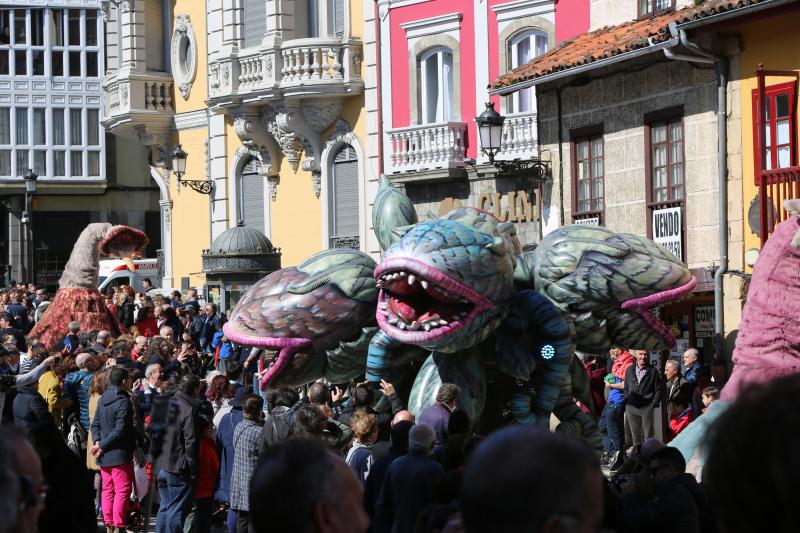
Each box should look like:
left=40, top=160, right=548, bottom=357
left=29, top=223, right=149, bottom=349
left=223, top=178, right=696, bottom=447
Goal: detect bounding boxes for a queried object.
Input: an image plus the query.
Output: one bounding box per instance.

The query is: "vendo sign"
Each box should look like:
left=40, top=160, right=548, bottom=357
left=652, top=206, right=682, bottom=260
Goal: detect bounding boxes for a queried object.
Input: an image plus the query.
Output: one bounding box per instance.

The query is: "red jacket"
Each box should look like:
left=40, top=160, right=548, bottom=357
left=668, top=407, right=694, bottom=442
left=136, top=317, right=159, bottom=337
left=196, top=436, right=220, bottom=499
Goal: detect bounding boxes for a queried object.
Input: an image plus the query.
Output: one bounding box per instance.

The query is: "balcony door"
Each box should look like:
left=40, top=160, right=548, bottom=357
left=420, top=48, right=454, bottom=124
left=308, top=0, right=345, bottom=38
left=508, top=30, right=547, bottom=114
left=239, top=158, right=265, bottom=233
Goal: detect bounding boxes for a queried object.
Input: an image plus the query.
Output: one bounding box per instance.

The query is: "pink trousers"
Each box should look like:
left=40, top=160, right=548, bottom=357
left=100, top=463, right=134, bottom=528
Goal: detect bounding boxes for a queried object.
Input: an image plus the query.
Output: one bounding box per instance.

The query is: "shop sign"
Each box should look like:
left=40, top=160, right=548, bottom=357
left=695, top=305, right=715, bottom=338
left=652, top=206, right=682, bottom=259
left=439, top=190, right=540, bottom=223
left=574, top=217, right=600, bottom=226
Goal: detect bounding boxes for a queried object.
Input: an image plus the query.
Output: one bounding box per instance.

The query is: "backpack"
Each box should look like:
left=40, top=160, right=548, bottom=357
left=66, top=413, right=87, bottom=457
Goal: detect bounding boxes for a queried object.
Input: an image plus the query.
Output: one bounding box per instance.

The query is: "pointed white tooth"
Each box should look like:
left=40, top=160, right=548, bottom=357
left=459, top=311, right=468, bottom=317
left=408, top=274, right=416, bottom=285
left=388, top=316, right=398, bottom=324
left=398, top=322, right=407, bottom=330
left=399, top=271, right=406, bottom=277
left=438, top=319, right=448, bottom=325
left=421, top=280, right=429, bottom=289
left=424, top=324, right=431, bottom=331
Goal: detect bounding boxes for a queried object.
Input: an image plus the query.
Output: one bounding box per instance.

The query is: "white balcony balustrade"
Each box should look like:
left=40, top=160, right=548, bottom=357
left=103, top=72, right=175, bottom=135
left=496, top=111, right=538, bottom=161
left=389, top=122, right=467, bottom=174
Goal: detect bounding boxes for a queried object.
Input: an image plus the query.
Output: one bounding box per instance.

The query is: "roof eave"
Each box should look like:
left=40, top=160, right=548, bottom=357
left=489, top=37, right=679, bottom=96
left=677, top=0, right=798, bottom=29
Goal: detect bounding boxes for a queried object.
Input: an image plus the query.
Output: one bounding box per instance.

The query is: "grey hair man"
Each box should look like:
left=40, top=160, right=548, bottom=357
left=375, top=423, right=443, bottom=532
left=250, top=438, right=369, bottom=533
left=461, top=426, right=603, bottom=533
left=665, top=360, right=692, bottom=416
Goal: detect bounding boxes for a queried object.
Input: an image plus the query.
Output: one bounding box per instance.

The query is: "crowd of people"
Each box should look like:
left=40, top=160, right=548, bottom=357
left=0, top=281, right=793, bottom=533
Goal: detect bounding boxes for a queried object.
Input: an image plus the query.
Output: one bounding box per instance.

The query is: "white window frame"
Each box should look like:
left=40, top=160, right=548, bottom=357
left=419, top=47, right=454, bottom=124
left=508, top=30, right=547, bottom=114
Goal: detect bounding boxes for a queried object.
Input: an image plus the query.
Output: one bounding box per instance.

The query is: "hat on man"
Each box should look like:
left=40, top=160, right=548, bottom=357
left=184, top=303, right=198, bottom=312
left=75, top=352, right=92, bottom=369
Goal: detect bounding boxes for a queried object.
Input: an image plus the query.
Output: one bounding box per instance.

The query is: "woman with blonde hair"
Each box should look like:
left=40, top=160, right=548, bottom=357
left=87, top=369, right=109, bottom=517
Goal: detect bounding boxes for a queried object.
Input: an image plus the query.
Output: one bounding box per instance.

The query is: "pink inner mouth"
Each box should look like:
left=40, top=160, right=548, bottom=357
left=375, top=257, right=494, bottom=344
left=222, top=322, right=311, bottom=389
left=621, top=276, right=697, bottom=348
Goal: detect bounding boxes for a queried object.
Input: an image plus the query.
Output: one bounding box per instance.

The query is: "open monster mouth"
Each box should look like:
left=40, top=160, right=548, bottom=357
left=99, top=225, right=149, bottom=271
left=621, top=276, right=697, bottom=349
left=375, top=258, right=494, bottom=344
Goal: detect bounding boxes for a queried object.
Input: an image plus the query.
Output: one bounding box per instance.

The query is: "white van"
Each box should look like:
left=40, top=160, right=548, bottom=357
left=98, top=259, right=161, bottom=293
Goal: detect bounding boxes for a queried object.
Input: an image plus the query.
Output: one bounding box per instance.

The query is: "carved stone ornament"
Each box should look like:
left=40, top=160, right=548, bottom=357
left=265, top=56, right=273, bottom=77
left=352, top=51, right=362, bottom=76
left=121, top=85, right=129, bottom=106
left=171, top=15, right=198, bottom=100
left=117, top=0, right=133, bottom=13
left=209, top=63, right=220, bottom=90
left=311, top=170, right=322, bottom=198
left=267, top=175, right=279, bottom=202
left=262, top=105, right=303, bottom=173
left=100, top=0, right=111, bottom=21
left=301, top=102, right=343, bottom=133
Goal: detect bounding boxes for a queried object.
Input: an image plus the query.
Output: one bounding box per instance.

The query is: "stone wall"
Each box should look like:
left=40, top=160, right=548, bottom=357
left=538, top=58, right=723, bottom=269
left=589, top=0, right=695, bottom=31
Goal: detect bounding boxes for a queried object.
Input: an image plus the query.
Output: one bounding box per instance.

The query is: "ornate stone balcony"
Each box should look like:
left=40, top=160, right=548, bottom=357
left=388, top=122, right=468, bottom=174
left=207, top=37, right=363, bottom=109
left=496, top=111, right=538, bottom=161
left=102, top=71, right=175, bottom=139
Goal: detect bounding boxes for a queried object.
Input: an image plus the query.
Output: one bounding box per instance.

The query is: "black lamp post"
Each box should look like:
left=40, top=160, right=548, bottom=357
left=21, top=168, right=37, bottom=283
left=475, top=101, right=550, bottom=183
left=170, top=144, right=213, bottom=194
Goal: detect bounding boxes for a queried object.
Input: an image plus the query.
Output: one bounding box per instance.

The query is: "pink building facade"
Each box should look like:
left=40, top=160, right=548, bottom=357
left=378, top=0, right=589, bottom=243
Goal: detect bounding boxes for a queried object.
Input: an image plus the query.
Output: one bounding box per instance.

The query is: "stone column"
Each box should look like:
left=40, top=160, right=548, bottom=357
left=159, top=199, right=174, bottom=288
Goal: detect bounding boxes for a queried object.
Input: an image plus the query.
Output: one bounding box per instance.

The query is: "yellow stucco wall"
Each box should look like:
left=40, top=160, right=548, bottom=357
left=737, top=12, right=800, bottom=264
left=169, top=0, right=212, bottom=287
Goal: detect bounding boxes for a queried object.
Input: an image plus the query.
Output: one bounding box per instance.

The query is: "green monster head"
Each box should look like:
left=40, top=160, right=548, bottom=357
left=521, top=225, right=696, bottom=353
left=375, top=208, right=519, bottom=353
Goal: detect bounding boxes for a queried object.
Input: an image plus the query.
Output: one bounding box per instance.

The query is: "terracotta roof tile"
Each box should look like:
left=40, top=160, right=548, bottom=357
left=491, top=0, right=770, bottom=90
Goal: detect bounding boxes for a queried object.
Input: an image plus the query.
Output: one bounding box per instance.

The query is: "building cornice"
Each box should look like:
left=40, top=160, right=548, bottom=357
left=173, top=109, right=208, bottom=131
left=401, top=13, right=463, bottom=39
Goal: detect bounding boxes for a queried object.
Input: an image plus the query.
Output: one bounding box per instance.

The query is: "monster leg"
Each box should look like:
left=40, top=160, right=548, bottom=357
left=553, top=380, right=604, bottom=452
left=366, top=330, right=402, bottom=382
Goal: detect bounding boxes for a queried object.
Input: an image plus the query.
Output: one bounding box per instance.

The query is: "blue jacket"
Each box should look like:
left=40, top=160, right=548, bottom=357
left=417, top=403, right=452, bottom=446
left=215, top=406, right=244, bottom=503
left=64, top=370, right=94, bottom=430
left=90, top=386, right=136, bottom=467
left=684, top=363, right=701, bottom=385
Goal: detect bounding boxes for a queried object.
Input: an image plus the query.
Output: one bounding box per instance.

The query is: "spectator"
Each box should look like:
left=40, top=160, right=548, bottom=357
left=205, top=374, right=231, bottom=416
left=13, top=380, right=54, bottom=432
left=90, top=366, right=137, bottom=533
left=0, top=428, right=47, bottom=533
left=37, top=354, right=70, bottom=426
left=293, top=404, right=354, bottom=452
left=338, top=380, right=405, bottom=441
left=621, top=447, right=712, bottom=532
left=135, top=305, right=159, bottom=337
left=582, top=353, right=607, bottom=416
left=682, top=348, right=702, bottom=385
left=6, top=292, right=29, bottom=332
left=372, top=409, right=414, bottom=463
left=601, top=348, right=632, bottom=472
left=668, top=399, right=694, bottom=440
left=64, top=352, right=97, bottom=432
left=142, top=278, right=154, bottom=291
left=461, top=426, right=603, bottom=533
left=374, top=423, right=443, bottom=533
left=155, top=374, right=201, bottom=533
left=700, top=386, right=719, bottom=413
left=624, top=350, right=661, bottom=446
left=170, top=290, right=182, bottom=309
left=86, top=369, right=109, bottom=516
left=417, top=383, right=460, bottom=446
left=194, top=415, right=219, bottom=533
left=215, top=387, right=247, bottom=533
left=136, top=363, right=162, bottom=418
left=0, top=347, right=54, bottom=425
left=0, top=314, right=26, bottom=351
left=61, top=321, right=82, bottom=354
left=364, top=420, right=413, bottom=520
left=664, top=360, right=693, bottom=418
left=131, top=336, right=148, bottom=360
left=198, top=304, right=224, bottom=354
left=345, top=409, right=379, bottom=484
left=259, top=387, right=301, bottom=451
left=230, top=394, right=265, bottom=533
left=249, top=438, right=369, bottom=533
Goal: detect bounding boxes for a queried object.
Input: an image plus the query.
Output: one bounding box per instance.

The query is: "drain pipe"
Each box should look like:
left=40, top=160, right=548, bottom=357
left=664, top=22, right=728, bottom=358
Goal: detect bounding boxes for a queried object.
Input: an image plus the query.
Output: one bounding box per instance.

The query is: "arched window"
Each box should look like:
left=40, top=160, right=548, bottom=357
left=328, top=144, right=359, bottom=249
left=238, top=158, right=265, bottom=233
left=419, top=47, right=454, bottom=124
left=508, top=30, right=547, bottom=113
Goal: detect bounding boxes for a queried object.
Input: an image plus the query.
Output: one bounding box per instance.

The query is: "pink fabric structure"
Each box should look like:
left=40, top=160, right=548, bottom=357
left=723, top=216, right=800, bottom=400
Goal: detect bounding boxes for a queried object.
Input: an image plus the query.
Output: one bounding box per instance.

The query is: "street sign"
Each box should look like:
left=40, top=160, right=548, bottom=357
left=574, top=217, right=600, bottom=225
left=652, top=206, right=682, bottom=259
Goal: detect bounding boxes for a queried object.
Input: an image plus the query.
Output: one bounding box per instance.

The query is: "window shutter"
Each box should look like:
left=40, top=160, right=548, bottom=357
left=334, top=0, right=345, bottom=37
left=243, top=0, right=267, bottom=49
left=331, top=146, right=359, bottom=241
left=145, top=0, right=164, bottom=71
left=241, top=160, right=265, bottom=233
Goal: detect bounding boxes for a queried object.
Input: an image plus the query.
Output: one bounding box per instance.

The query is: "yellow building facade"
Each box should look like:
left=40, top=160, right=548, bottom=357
left=734, top=10, right=800, bottom=266
left=102, top=0, right=379, bottom=308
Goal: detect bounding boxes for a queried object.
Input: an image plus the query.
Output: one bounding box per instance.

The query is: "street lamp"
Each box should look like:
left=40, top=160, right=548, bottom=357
left=24, top=168, right=38, bottom=195
left=475, top=102, right=505, bottom=164
left=474, top=102, right=550, bottom=183
left=20, top=168, right=37, bottom=284
left=170, top=144, right=213, bottom=194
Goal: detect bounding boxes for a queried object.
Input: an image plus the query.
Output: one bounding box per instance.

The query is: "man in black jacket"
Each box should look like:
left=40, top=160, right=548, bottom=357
left=90, top=366, right=137, bottom=533
left=624, top=350, right=661, bottom=446
left=155, top=374, right=200, bottom=533
left=12, top=382, right=53, bottom=432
